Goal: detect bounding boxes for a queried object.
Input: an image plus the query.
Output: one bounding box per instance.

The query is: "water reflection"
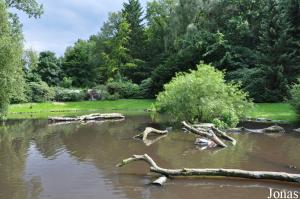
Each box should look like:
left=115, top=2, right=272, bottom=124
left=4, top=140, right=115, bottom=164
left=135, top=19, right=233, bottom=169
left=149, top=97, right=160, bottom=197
left=0, top=116, right=300, bottom=199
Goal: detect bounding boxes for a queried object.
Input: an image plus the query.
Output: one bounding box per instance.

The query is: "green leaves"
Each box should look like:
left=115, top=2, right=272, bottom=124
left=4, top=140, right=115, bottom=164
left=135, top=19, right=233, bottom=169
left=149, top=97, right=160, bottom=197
left=156, top=64, right=252, bottom=127
left=0, top=1, right=24, bottom=118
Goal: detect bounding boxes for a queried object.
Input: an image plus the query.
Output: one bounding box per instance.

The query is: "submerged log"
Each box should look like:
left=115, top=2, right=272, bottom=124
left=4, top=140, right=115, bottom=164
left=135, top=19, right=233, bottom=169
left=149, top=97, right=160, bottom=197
left=194, top=138, right=217, bottom=150
left=117, top=154, right=300, bottom=184
left=152, top=176, right=168, bottom=186
left=182, top=121, right=228, bottom=148
left=48, top=113, right=125, bottom=122
left=294, top=128, right=300, bottom=133
left=227, top=125, right=285, bottom=134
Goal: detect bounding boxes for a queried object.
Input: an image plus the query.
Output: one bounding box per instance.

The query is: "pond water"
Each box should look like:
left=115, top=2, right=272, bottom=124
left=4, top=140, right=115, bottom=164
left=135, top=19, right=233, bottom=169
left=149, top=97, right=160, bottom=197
left=0, top=114, right=300, bottom=199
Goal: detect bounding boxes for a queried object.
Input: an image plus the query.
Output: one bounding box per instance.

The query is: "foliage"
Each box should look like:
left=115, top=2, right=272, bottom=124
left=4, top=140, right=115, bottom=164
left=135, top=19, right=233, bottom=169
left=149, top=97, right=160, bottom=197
left=63, top=39, right=98, bottom=87
left=290, top=79, right=300, bottom=119
left=106, top=80, right=141, bottom=99
left=5, top=0, right=43, bottom=18
left=54, top=88, right=85, bottom=102
left=0, top=1, right=24, bottom=118
left=156, top=64, right=252, bottom=127
left=255, top=0, right=296, bottom=102
left=60, top=77, right=73, bottom=88
left=139, top=78, right=154, bottom=98
left=26, top=81, right=55, bottom=102
left=32, top=51, right=62, bottom=86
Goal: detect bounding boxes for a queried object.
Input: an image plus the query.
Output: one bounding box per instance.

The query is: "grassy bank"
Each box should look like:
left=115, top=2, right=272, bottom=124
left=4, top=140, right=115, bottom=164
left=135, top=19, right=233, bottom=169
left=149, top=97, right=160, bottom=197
left=247, top=103, right=297, bottom=122
left=7, top=100, right=297, bottom=122
left=8, top=99, right=155, bottom=119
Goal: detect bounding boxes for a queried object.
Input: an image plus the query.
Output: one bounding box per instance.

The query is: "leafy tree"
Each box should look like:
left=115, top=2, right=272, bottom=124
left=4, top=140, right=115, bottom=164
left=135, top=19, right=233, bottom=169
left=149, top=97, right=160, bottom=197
left=0, top=1, right=24, bottom=117
left=290, top=79, right=300, bottom=119
left=92, top=12, right=122, bottom=83
left=32, top=51, right=62, bottom=86
left=282, top=0, right=300, bottom=83
left=156, top=64, right=252, bottom=128
left=122, top=0, right=146, bottom=59
left=257, top=0, right=296, bottom=102
left=5, top=0, right=43, bottom=18
left=63, top=39, right=97, bottom=87
left=23, top=49, right=40, bottom=82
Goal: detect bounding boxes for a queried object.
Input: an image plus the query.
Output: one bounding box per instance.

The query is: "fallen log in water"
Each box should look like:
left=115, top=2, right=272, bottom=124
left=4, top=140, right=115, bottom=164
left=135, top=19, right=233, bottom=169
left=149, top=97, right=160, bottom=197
left=182, top=121, right=228, bottom=148
left=133, top=127, right=168, bottom=141
left=117, top=154, right=300, bottom=184
left=227, top=125, right=285, bottom=134
left=48, top=113, right=125, bottom=122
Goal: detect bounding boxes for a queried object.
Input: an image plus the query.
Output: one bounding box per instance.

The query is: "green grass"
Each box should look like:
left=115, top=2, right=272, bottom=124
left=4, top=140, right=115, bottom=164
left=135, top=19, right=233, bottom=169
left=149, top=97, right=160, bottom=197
left=247, top=103, right=297, bottom=122
left=7, top=100, right=297, bottom=122
left=8, top=99, right=155, bottom=119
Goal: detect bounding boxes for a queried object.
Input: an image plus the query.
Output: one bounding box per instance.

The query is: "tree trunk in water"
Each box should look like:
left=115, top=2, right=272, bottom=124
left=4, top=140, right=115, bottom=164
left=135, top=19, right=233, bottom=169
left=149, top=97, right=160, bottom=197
left=117, top=154, right=300, bottom=184
left=182, top=121, right=228, bottom=147
left=48, top=113, right=125, bottom=122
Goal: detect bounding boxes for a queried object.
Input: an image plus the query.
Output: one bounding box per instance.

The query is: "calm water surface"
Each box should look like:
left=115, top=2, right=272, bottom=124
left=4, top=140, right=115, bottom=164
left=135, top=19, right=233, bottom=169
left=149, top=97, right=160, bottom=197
left=0, top=114, right=300, bottom=199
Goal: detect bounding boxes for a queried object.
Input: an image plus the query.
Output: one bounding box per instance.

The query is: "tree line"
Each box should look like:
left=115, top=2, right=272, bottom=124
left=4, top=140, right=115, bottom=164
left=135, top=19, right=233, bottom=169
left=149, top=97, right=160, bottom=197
left=1, top=0, right=300, bottom=117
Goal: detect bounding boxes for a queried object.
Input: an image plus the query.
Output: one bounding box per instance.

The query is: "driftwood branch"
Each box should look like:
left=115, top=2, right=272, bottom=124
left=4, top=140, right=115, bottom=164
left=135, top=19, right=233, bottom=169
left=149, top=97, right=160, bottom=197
left=212, top=127, right=236, bottom=146
left=133, top=127, right=168, bottom=141
left=182, top=121, right=227, bottom=148
left=48, top=113, right=125, bottom=122
left=117, top=154, right=300, bottom=184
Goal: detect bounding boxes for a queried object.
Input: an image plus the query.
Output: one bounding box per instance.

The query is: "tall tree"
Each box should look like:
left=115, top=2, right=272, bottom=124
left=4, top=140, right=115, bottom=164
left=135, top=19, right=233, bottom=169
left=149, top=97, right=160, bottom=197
left=63, top=39, right=98, bottom=87
left=0, top=1, right=24, bottom=117
left=257, top=0, right=295, bottom=102
left=33, top=51, right=62, bottom=86
left=122, top=0, right=146, bottom=59
left=282, top=0, right=300, bottom=83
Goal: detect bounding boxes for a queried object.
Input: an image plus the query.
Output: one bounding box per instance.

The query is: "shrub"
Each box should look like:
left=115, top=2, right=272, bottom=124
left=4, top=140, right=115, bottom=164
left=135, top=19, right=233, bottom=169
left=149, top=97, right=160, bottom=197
left=156, top=64, right=252, bottom=128
left=139, top=78, right=155, bottom=99
left=107, top=81, right=140, bottom=98
left=60, top=77, right=73, bottom=88
left=27, top=81, right=55, bottom=102
left=290, top=79, right=300, bottom=118
left=54, top=88, right=85, bottom=102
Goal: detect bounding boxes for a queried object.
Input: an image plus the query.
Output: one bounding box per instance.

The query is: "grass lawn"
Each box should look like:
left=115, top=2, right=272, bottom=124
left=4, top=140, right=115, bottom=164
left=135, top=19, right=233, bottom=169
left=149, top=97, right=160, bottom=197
left=7, top=100, right=298, bottom=122
left=8, top=99, right=155, bottom=119
left=247, top=103, right=297, bottom=122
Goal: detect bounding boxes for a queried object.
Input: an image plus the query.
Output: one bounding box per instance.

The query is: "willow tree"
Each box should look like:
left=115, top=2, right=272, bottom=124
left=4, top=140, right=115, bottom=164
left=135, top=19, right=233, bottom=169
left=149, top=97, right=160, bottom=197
left=0, top=1, right=24, bottom=118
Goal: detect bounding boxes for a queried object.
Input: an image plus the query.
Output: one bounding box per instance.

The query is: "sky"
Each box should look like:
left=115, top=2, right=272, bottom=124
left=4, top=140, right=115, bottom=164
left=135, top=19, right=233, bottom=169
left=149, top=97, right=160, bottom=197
left=17, top=0, right=148, bottom=56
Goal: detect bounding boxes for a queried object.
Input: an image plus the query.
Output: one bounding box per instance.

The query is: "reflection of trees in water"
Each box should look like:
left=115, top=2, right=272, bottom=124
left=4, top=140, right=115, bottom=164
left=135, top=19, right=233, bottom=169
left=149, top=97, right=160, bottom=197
left=0, top=120, right=79, bottom=199
left=3, top=117, right=298, bottom=199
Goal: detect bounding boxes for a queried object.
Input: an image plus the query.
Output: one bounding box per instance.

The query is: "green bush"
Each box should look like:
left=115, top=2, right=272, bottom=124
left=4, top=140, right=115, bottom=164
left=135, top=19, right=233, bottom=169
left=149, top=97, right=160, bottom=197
left=54, top=88, right=85, bottom=102
left=139, top=78, right=155, bottom=98
left=60, top=77, right=73, bottom=88
left=107, top=81, right=140, bottom=98
left=290, top=79, right=300, bottom=118
left=156, top=64, right=252, bottom=128
left=27, top=81, right=55, bottom=103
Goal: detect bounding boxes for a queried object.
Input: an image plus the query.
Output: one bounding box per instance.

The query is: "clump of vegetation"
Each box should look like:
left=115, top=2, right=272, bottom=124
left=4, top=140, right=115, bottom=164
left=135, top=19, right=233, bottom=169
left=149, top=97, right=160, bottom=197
left=290, top=79, right=300, bottom=119
left=26, top=81, right=55, bottom=103
left=156, top=64, right=252, bottom=128
left=107, top=80, right=141, bottom=99
left=54, top=88, right=86, bottom=102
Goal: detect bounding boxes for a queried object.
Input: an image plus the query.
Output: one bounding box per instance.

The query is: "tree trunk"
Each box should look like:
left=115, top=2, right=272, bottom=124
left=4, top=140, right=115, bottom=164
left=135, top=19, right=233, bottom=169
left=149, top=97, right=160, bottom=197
left=117, top=154, right=300, bottom=184
left=182, top=121, right=227, bottom=147
left=48, top=113, right=125, bottom=122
